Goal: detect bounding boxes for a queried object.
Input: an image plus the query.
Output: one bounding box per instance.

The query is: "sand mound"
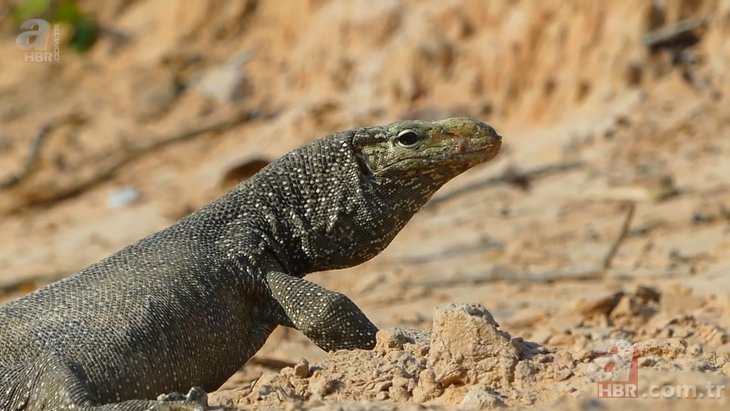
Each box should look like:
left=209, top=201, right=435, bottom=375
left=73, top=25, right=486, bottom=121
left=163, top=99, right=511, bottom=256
left=210, top=297, right=729, bottom=410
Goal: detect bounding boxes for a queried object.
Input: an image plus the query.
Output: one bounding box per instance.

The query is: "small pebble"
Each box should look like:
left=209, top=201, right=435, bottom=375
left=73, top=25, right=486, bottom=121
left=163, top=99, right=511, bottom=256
left=294, top=358, right=309, bottom=378
left=107, top=186, right=140, bottom=209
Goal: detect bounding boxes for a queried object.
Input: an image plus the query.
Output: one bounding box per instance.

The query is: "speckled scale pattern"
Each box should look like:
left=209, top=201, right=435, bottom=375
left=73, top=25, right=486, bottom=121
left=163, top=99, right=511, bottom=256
left=0, top=117, right=501, bottom=409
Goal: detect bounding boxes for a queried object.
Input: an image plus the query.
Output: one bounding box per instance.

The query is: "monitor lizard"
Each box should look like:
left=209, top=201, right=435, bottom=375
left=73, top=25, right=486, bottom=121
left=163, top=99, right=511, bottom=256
left=0, top=117, right=501, bottom=410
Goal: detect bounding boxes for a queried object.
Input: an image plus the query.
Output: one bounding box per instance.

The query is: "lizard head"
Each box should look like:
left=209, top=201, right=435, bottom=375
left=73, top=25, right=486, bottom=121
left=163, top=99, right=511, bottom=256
left=352, top=117, right=502, bottom=211
left=295, top=117, right=502, bottom=269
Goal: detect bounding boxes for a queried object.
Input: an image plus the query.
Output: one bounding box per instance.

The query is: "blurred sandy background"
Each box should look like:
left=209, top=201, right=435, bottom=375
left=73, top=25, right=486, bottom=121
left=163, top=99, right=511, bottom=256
left=0, top=1, right=728, bottom=409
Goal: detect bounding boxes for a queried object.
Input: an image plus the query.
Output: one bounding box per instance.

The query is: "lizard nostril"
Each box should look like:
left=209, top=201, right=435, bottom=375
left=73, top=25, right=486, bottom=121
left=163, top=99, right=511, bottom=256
left=474, top=121, right=500, bottom=141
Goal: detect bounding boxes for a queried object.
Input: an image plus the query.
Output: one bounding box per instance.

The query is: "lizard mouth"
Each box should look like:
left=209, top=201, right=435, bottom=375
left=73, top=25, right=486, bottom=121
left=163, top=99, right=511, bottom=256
left=381, top=140, right=501, bottom=171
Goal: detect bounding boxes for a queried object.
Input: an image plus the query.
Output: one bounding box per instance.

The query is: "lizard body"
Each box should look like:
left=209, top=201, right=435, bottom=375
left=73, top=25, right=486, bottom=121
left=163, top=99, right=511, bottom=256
left=0, top=118, right=501, bottom=409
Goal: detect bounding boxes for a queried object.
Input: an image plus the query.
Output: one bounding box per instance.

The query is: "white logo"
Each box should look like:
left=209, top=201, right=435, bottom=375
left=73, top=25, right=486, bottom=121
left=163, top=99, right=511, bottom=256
left=16, top=19, right=61, bottom=63
left=16, top=19, right=50, bottom=50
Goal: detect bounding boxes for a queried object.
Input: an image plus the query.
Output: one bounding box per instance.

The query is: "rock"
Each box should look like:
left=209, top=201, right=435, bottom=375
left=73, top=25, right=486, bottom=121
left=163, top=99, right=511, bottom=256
left=514, top=361, right=535, bottom=382
left=376, top=328, right=416, bottom=352
left=373, top=380, right=392, bottom=392
left=389, top=375, right=413, bottom=401
left=554, top=368, right=573, bottom=381
left=635, top=338, right=687, bottom=359
left=293, top=358, right=310, bottom=378
left=608, top=295, right=637, bottom=319
left=688, top=343, right=703, bottom=356
left=309, top=372, right=336, bottom=398
left=634, top=285, right=661, bottom=303
left=429, top=303, right=518, bottom=388
left=696, top=324, right=729, bottom=347
left=107, top=186, right=140, bottom=209
left=639, top=356, right=659, bottom=367
left=249, top=372, right=279, bottom=400
left=574, top=292, right=623, bottom=319
left=412, top=368, right=442, bottom=402
left=609, top=294, right=654, bottom=328
left=554, top=350, right=575, bottom=369
left=459, top=385, right=506, bottom=409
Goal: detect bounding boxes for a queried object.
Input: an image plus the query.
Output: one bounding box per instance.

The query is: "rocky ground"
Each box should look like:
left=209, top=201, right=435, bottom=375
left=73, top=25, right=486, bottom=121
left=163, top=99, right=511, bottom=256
left=0, top=1, right=728, bottom=410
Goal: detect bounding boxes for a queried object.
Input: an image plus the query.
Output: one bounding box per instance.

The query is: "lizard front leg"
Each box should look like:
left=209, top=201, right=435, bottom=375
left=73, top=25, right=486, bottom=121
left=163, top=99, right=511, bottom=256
left=264, top=271, right=377, bottom=351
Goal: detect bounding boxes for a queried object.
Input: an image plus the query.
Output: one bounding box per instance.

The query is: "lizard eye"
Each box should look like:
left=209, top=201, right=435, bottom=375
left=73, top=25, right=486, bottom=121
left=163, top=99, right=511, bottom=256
left=395, top=130, right=420, bottom=148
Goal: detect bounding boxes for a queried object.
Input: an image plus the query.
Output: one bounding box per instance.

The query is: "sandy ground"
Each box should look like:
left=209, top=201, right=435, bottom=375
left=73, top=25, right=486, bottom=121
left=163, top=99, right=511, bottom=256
left=0, top=1, right=728, bottom=410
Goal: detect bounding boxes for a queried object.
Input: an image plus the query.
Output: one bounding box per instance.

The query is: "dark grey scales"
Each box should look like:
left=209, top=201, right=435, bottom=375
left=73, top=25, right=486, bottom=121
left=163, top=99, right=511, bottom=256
left=0, top=118, right=501, bottom=410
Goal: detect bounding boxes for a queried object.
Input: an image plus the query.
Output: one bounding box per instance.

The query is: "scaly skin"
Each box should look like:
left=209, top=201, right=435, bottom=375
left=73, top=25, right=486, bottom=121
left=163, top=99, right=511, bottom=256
left=0, top=117, right=501, bottom=410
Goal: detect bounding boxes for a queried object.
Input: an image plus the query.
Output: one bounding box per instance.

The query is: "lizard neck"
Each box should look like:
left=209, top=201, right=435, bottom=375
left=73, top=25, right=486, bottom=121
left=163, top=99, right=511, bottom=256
left=211, top=134, right=415, bottom=276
